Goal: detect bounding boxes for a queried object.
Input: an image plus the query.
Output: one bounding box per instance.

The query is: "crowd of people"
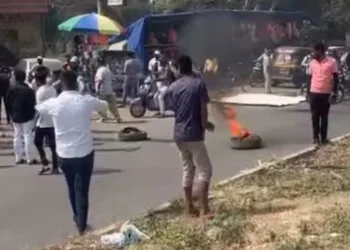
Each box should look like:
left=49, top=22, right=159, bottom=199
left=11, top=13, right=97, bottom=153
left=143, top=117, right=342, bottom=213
left=0, top=50, right=215, bottom=235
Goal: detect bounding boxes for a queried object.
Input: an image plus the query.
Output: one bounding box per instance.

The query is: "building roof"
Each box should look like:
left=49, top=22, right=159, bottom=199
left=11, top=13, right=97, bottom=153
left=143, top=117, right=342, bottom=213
left=0, top=0, right=50, bottom=14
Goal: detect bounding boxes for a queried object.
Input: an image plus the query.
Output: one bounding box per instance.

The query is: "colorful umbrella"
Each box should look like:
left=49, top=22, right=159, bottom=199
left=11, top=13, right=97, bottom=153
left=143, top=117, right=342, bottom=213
left=58, top=13, right=123, bottom=35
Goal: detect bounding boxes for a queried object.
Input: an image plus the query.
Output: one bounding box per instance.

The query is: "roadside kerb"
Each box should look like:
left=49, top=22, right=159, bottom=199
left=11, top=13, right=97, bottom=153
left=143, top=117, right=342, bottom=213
left=93, top=132, right=350, bottom=236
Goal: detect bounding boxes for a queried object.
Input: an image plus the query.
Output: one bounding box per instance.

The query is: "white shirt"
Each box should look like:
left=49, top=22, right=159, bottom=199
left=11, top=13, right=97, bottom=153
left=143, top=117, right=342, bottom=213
left=36, top=84, right=57, bottom=128
left=36, top=91, right=107, bottom=158
left=148, top=57, right=159, bottom=72
left=95, top=66, right=114, bottom=95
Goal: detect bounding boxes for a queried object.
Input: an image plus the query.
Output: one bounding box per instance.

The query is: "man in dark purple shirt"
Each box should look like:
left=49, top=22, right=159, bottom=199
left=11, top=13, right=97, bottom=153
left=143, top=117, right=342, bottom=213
left=167, top=55, right=215, bottom=218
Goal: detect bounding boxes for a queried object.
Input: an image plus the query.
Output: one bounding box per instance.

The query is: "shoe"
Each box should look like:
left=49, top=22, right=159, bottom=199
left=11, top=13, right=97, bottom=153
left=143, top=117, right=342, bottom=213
left=50, top=168, right=60, bottom=175
left=15, top=159, right=26, bottom=165
left=38, top=167, right=50, bottom=175
left=27, top=159, right=39, bottom=165
left=321, top=139, right=330, bottom=146
left=313, top=138, right=320, bottom=145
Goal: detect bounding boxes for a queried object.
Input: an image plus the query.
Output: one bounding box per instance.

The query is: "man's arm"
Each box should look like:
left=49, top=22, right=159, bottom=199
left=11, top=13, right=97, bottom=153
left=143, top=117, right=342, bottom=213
left=199, top=82, right=214, bottom=132
left=35, top=97, right=54, bottom=115
left=332, top=60, right=339, bottom=93
left=86, top=95, right=107, bottom=113
left=6, top=87, right=13, bottom=121
left=95, top=69, right=103, bottom=93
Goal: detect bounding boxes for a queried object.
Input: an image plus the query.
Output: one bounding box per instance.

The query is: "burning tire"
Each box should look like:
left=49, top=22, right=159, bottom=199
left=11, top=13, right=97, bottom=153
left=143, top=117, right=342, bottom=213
left=118, top=127, right=148, bottom=142
left=231, top=134, right=263, bottom=150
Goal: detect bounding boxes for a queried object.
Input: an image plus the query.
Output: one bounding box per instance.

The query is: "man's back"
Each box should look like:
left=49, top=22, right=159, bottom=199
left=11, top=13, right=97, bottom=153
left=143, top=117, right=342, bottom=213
left=36, top=84, right=57, bottom=128
left=7, top=83, right=36, bottom=123
left=95, top=66, right=113, bottom=95
left=168, top=75, right=209, bottom=142
left=36, top=91, right=105, bottom=158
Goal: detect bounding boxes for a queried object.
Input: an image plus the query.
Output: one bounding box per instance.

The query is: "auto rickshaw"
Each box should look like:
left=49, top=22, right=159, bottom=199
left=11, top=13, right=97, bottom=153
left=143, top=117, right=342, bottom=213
left=271, top=46, right=312, bottom=87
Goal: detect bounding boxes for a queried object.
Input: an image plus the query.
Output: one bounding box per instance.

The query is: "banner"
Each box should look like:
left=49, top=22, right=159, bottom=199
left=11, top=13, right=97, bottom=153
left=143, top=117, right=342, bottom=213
left=108, top=0, right=124, bottom=6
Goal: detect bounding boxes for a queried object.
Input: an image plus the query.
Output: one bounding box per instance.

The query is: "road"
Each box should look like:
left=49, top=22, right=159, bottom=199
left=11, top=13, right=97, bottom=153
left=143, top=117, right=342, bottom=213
left=1, top=101, right=350, bottom=250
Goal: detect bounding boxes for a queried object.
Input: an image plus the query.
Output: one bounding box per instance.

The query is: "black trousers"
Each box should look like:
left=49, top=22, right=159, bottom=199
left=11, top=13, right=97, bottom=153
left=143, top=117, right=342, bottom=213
left=309, top=93, right=331, bottom=141
left=60, top=151, right=94, bottom=232
left=34, top=127, right=58, bottom=169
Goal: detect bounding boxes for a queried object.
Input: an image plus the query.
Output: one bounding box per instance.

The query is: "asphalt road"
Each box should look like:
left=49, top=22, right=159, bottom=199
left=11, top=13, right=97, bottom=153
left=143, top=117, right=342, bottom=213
left=1, top=101, right=350, bottom=250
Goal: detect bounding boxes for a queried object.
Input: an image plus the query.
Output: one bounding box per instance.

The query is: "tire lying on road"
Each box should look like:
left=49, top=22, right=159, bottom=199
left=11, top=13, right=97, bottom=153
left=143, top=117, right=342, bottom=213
left=117, top=127, right=148, bottom=142
left=231, top=134, right=263, bottom=150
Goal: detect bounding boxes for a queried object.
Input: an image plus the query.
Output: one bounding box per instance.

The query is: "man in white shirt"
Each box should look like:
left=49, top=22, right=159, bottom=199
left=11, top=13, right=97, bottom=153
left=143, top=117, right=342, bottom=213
left=148, top=50, right=161, bottom=72
left=256, top=48, right=273, bottom=93
left=95, top=57, right=121, bottom=123
left=34, top=66, right=58, bottom=175
left=36, top=70, right=107, bottom=235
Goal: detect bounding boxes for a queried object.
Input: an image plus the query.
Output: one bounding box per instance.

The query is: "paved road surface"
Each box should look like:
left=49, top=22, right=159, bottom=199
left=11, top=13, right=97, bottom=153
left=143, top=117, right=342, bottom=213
left=1, top=102, right=350, bottom=250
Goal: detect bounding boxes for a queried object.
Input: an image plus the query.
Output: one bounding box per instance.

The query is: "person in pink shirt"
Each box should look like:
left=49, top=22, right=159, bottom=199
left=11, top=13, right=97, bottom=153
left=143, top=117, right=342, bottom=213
left=308, top=43, right=339, bottom=145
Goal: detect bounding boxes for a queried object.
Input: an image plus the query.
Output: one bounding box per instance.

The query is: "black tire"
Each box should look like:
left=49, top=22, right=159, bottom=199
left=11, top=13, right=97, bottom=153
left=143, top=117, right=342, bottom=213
left=231, top=134, right=263, bottom=150
left=117, top=127, right=148, bottom=142
left=130, top=103, right=146, bottom=118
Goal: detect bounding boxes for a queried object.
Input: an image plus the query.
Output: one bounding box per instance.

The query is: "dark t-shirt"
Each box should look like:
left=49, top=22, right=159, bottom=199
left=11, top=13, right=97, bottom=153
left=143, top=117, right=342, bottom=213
left=167, top=75, right=209, bottom=142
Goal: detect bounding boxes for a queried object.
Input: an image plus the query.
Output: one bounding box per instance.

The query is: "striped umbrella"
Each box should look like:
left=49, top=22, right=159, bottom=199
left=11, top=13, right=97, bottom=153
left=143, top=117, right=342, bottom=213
left=58, top=13, right=123, bottom=35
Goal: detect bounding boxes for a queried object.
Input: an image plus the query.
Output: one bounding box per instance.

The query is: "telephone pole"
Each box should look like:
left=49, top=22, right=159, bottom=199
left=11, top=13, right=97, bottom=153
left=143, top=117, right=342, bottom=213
left=97, top=0, right=102, bottom=14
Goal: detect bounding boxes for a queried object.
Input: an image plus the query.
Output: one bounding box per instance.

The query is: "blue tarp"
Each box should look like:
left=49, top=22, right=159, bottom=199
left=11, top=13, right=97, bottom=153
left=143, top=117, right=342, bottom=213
left=109, top=9, right=307, bottom=66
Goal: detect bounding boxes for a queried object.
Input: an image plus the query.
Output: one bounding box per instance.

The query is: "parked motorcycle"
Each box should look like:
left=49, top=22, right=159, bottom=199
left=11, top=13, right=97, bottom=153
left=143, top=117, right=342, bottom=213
left=249, top=61, right=264, bottom=87
left=129, top=77, right=173, bottom=118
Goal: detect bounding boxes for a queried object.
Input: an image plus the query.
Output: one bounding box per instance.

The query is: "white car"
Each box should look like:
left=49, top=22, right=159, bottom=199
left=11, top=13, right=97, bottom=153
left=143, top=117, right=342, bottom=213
left=16, top=57, right=63, bottom=83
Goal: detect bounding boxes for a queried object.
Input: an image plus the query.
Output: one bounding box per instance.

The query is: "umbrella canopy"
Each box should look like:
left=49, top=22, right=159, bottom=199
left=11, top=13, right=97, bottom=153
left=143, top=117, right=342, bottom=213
left=58, top=13, right=123, bottom=35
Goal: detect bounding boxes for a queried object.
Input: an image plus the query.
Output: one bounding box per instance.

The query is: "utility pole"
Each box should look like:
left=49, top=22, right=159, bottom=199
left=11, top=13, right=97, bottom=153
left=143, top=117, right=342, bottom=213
left=97, top=0, right=102, bottom=14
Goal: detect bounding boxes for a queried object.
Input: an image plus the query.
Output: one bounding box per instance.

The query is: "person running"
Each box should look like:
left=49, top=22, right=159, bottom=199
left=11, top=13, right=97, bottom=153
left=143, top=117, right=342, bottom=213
left=308, top=42, right=339, bottom=145
left=7, top=69, right=38, bottom=164
left=95, top=57, right=121, bottom=123
left=167, top=55, right=215, bottom=218
left=35, top=70, right=107, bottom=235
left=34, top=66, right=58, bottom=175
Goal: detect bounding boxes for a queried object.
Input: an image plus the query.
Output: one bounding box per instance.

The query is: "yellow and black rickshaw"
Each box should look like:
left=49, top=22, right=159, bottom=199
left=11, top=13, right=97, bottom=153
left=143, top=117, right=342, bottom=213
left=271, top=46, right=312, bottom=87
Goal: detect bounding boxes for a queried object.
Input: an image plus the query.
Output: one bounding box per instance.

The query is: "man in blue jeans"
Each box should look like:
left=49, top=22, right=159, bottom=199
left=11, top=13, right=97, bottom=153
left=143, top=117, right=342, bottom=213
left=36, top=70, right=107, bottom=235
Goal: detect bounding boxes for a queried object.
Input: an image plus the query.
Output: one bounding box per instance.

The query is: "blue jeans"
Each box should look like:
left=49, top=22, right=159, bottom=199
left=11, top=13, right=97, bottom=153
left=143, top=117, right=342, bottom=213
left=60, top=151, right=94, bottom=232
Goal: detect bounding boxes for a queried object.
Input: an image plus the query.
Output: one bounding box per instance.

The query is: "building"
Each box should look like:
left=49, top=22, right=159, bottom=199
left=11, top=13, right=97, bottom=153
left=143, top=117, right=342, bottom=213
left=0, top=0, right=50, bottom=59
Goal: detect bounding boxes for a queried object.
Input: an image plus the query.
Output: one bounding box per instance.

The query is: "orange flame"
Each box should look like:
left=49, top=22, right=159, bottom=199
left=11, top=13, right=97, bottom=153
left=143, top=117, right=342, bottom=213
left=223, top=106, right=250, bottom=138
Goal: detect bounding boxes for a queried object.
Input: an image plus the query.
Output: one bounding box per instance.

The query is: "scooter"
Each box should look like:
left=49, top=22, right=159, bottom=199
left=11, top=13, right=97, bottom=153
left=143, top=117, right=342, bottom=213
left=249, top=61, right=264, bottom=87
left=129, top=77, right=173, bottom=118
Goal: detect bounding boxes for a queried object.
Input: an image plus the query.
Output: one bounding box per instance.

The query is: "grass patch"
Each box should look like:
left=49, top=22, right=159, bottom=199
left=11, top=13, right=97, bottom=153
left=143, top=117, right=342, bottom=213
left=38, top=137, right=350, bottom=250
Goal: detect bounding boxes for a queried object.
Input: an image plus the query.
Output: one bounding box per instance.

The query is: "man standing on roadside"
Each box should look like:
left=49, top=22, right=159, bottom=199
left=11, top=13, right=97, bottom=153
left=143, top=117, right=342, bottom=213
left=34, top=66, right=58, bottom=175
left=121, top=52, right=142, bottom=107
left=167, top=55, right=215, bottom=218
left=308, top=42, right=339, bottom=145
left=95, top=57, right=121, bottom=123
left=36, top=70, right=107, bottom=235
left=7, top=70, right=37, bottom=164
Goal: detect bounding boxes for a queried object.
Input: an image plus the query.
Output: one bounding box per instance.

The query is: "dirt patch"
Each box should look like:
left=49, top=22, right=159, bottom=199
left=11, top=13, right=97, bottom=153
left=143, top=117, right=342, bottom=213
left=36, top=137, right=350, bottom=250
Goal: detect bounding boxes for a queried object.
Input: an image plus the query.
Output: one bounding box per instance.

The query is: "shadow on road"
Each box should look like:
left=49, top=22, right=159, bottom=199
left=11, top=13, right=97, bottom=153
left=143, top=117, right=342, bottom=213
left=93, top=167, right=122, bottom=175
left=95, top=146, right=141, bottom=153
left=147, top=138, right=174, bottom=143
left=120, top=120, right=148, bottom=125
left=93, top=137, right=116, bottom=142
left=91, top=129, right=117, bottom=134
left=0, top=165, right=15, bottom=169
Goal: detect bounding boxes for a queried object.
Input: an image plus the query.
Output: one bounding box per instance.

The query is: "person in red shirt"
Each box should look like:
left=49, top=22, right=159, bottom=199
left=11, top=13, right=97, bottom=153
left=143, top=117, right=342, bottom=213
left=308, top=42, right=339, bottom=145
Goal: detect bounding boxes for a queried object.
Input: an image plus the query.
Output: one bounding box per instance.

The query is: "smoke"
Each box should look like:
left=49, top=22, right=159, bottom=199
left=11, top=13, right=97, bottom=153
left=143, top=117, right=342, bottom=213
left=177, top=13, right=237, bottom=66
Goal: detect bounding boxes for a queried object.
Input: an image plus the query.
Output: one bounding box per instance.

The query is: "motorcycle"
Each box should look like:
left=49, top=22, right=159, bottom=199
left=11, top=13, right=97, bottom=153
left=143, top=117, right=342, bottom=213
left=249, top=61, right=264, bottom=87
left=129, top=76, right=173, bottom=118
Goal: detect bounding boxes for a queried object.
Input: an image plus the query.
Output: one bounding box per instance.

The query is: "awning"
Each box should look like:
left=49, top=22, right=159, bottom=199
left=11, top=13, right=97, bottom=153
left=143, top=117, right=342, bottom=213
left=0, top=0, right=49, bottom=14
left=108, top=40, right=127, bottom=51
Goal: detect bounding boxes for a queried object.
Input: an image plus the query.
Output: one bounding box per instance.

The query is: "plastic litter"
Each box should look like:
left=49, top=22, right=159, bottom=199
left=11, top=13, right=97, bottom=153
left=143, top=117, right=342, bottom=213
left=101, top=221, right=150, bottom=248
